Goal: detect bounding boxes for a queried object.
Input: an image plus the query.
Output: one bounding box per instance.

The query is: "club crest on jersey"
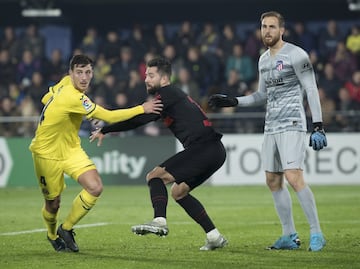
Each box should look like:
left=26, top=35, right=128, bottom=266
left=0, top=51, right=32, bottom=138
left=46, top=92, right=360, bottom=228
left=81, top=95, right=93, bottom=111
left=276, top=60, right=283, bottom=71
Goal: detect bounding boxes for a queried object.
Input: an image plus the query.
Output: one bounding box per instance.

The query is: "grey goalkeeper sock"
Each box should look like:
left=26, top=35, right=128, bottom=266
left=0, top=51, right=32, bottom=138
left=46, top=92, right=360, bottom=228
left=272, top=186, right=297, bottom=236
left=296, top=185, right=322, bottom=234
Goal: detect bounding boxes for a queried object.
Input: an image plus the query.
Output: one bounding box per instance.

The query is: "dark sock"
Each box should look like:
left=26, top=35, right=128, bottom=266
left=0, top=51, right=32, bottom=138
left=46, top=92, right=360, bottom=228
left=176, top=194, right=215, bottom=233
left=148, top=178, right=168, bottom=218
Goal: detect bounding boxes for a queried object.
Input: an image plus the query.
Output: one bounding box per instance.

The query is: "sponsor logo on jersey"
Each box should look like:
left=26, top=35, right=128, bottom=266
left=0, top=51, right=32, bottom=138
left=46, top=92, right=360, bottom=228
left=265, top=77, right=284, bottom=87
left=301, top=61, right=313, bottom=73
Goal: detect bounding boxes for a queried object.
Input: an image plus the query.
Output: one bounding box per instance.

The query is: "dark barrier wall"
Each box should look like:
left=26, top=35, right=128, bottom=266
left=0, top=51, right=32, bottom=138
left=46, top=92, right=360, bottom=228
left=0, top=136, right=175, bottom=187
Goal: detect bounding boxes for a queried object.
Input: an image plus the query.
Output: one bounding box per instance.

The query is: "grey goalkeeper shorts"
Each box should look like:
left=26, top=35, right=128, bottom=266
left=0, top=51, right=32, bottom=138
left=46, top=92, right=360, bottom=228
left=261, top=131, right=306, bottom=172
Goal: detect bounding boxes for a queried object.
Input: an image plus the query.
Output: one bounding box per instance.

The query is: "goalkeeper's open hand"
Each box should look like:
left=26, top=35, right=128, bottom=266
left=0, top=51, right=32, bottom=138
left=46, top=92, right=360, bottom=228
left=309, top=122, right=327, bottom=151
left=208, top=94, right=238, bottom=108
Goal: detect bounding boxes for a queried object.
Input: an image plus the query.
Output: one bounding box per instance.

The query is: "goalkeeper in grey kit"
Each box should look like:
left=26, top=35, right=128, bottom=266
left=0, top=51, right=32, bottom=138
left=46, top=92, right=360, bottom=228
left=209, top=11, right=327, bottom=251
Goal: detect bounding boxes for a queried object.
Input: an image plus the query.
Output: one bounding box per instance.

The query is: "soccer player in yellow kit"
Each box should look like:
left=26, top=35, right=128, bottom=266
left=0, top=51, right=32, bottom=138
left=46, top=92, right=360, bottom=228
left=29, top=54, right=162, bottom=252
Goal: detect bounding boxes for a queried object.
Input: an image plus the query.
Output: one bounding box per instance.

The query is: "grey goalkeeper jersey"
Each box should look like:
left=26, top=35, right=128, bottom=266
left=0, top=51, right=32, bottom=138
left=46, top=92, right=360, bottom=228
left=236, top=42, right=322, bottom=134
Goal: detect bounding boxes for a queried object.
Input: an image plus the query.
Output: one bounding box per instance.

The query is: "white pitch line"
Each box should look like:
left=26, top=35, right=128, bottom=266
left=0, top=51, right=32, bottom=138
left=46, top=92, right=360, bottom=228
left=2, top=219, right=359, bottom=236
left=0, top=222, right=110, bottom=236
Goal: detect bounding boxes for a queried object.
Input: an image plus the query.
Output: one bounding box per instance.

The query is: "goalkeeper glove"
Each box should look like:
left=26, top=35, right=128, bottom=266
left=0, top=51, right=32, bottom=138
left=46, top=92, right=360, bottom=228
left=208, top=94, right=238, bottom=108
left=309, top=122, right=327, bottom=151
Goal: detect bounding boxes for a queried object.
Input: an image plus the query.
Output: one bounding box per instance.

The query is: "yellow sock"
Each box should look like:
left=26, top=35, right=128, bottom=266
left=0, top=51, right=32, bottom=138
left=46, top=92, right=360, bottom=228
left=42, top=207, right=58, bottom=240
left=62, top=189, right=99, bottom=230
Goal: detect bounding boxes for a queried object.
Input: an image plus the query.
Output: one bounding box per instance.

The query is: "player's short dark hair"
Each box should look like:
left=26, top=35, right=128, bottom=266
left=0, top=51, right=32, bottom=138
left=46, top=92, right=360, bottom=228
left=147, top=56, right=172, bottom=78
left=260, top=11, right=285, bottom=28
left=69, top=54, right=94, bottom=70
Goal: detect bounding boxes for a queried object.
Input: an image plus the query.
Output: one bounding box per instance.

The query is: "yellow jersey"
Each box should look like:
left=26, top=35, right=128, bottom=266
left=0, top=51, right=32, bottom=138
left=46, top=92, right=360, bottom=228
left=29, top=75, right=144, bottom=160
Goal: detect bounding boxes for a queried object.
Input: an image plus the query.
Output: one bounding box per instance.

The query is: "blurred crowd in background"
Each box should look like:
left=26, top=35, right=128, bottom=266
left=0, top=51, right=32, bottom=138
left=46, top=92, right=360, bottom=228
left=0, top=19, right=360, bottom=137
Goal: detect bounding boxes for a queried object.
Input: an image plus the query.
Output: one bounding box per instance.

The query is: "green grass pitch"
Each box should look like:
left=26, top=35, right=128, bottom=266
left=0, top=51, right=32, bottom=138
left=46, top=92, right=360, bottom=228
left=1, top=185, right=359, bottom=269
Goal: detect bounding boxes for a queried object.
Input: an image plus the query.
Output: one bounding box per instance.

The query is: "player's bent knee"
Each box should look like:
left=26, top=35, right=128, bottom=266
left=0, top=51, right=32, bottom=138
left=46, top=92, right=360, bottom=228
left=171, top=189, right=186, bottom=200
left=88, top=183, right=103, bottom=197
left=46, top=197, right=61, bottom=213
left=171, top=183, right=189, bottom=200
left=146, top=168, right=160, bottom=181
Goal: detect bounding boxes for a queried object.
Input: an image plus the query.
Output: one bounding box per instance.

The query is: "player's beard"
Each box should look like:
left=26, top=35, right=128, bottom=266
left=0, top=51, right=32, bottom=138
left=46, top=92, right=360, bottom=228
left=146, top=82, right=161, bottom=95
left=262, top=32, right=281, bottom=47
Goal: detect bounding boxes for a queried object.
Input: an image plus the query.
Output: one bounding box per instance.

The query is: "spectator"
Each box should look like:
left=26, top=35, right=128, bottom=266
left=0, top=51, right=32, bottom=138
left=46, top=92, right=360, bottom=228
left=111, top=46, right=138, bottom=85
left=174, top=66, right=201, bottom=105
left=127, top=23, right=149, bottom=64
left=71, top=47, right=83, bottom=58
left=244, top=28, right=266, bottom=61
left=282, top=26, right=297, bottom=44
left=43, top=48, right=67, bottom=85
left=317, top=87, right=337, bottom=131
left=19, top=24, right=45, bottom=60
left=16, top=49, right=42, bottom=88
left=138, top=51, right=156, bottom=81
left=112, top=92, right=128, bottom=113
left=162, top=43, right=184, bottom=82
left=0, top=48, right=17, bottom=87
left=345, top=25, right=360, bottom=66
left=346, top=25, right=360, bottom=54
left=93, top=53, right=112, bottom=85
left=329, top=41, right=357, bottom=83
left=221, top=69, right=243, bottom=99
left=173, top=20, right=196, bottom=59
left=197, top=22, right=222, bottom=85
left=94, top=72, right=121, bottom=108
left=197, top=22, right=220, bottom=56
left=126, top=69, right=148, bottom=106
left=317, top=20, right=344, bottom=62
left=218, top=23, right=241, bottom=65
left=100, top=30, right=122, bottom=64
left=1, top=26, right=21, bottom=64
left=318, top=62, right=343, bottom=103
left=308, top=49, right=323, bottom=77
left=24, top=71, right=47, bottom=112
left=213, top=69, right=242, bottom=132
left=8, top=82, right=23, bottom=105
left=184, top=45, right=210, bottom=96
left=225, top=43, right=256, bottom=85
left=149, top=23, right=169, bottom=54
left=292, top=21, right=316, bottom=53
left=79, top=26, right=102, bottom=59
left=335, top=87, right=360, bottom=132
left=18, top=94, right=38, bottom=137
left=0, top=96, right=21, bottom=137
left=344, top=70, right=360, bottom=105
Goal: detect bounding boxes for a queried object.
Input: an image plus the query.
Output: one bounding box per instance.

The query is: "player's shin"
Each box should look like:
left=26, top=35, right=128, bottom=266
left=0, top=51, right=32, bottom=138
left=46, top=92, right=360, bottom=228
left=176, top=194, right=215, bottom=233
left=42, top=206, right=59, bottom=240
left=148, top=177, right=168, bottom=219
left=62, top=189, right=99, bottom=230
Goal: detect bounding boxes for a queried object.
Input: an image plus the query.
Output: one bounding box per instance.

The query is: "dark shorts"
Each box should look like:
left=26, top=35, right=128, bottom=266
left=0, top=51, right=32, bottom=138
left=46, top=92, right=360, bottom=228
left=160, top=140, right=226, bottom=190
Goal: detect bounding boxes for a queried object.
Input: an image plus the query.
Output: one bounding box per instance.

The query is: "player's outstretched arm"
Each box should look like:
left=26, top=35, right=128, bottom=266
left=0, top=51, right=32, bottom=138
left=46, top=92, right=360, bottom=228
left=142, top=98, right=163, bottom=114
left=90, top=99, right=162, bottom=124
left=89, top=99, right=162, bottom=146
left=208, top=94, right=239, bottom=108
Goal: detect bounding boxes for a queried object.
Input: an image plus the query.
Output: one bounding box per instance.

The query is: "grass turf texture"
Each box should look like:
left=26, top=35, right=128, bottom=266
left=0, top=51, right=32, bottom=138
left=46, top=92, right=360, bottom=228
left=0, top=185, right=359, bottom=269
